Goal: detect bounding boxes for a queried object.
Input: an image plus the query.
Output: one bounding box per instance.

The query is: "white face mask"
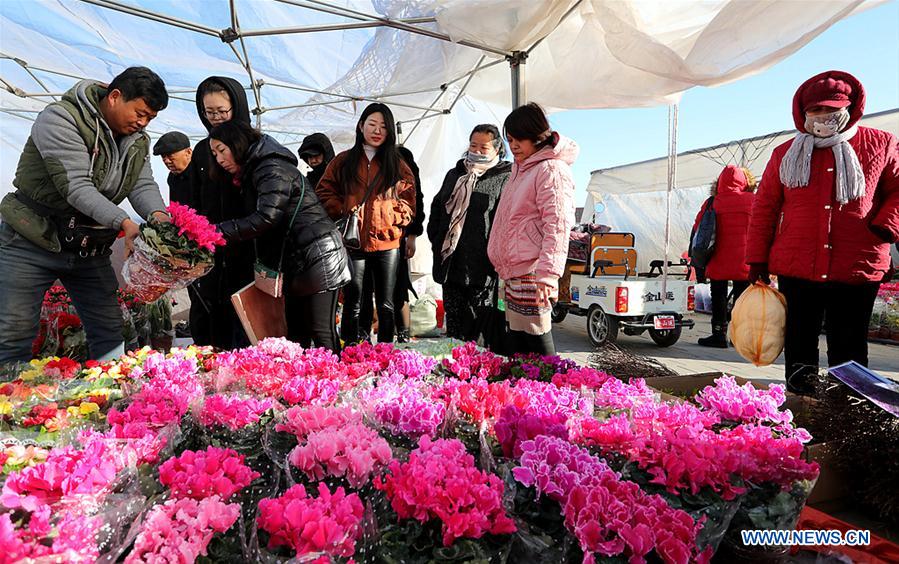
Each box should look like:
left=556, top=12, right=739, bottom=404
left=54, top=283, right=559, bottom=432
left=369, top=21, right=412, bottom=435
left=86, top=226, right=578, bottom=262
left=804, top=108, right=850, bottom=138
left=466, top=151, right=494, bottom=164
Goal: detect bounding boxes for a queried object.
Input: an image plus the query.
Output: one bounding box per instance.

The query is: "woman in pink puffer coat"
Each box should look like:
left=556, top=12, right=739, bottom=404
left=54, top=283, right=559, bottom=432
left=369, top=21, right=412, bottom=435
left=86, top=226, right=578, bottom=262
left=487, top=103, right=578, bottom=355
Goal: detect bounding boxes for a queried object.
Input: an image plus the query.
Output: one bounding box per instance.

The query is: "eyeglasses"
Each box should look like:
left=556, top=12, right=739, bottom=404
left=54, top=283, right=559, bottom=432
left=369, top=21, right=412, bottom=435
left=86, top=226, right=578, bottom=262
left=204, top=108, right=233, bottom=119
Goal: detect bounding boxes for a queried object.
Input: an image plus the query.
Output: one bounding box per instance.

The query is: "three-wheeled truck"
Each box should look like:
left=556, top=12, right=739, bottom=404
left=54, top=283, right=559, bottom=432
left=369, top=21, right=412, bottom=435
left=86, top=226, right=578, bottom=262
left=552, top=232, right=695, bottom=347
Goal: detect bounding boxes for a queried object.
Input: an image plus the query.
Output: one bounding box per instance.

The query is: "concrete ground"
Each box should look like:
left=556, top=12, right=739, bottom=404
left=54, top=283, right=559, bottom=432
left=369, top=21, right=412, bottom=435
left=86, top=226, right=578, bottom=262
left=552, top=312, right=899, bottom=383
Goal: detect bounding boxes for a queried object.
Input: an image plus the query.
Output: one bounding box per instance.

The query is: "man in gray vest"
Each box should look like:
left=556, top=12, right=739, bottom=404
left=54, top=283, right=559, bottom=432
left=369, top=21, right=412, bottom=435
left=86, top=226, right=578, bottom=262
left=0, top=66, right=171, bottom=364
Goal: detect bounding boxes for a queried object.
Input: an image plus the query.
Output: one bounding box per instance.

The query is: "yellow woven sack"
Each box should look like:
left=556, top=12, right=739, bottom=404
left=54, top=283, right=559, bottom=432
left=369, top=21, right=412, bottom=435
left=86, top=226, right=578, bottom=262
left=729, top=282, right=787, bottom=366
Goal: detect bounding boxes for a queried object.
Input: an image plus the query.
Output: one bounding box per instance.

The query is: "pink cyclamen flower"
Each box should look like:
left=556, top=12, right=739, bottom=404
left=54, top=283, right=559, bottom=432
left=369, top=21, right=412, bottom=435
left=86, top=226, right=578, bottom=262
left=257, top=482, right=364, bottom=559
left=375, top=436, right=516, bottom=546
left=167, top=201, right=226, bottom=252
left=126, top=496, right=239, bottom=563
left=199, top=394, right=275, bottom=430
left=158, top=447, right=260, bottom=500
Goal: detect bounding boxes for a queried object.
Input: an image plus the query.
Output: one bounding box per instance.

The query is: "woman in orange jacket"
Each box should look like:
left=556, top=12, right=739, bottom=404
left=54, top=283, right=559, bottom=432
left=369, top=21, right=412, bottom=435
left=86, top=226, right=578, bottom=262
left=315, top=103, right=415, bottom=344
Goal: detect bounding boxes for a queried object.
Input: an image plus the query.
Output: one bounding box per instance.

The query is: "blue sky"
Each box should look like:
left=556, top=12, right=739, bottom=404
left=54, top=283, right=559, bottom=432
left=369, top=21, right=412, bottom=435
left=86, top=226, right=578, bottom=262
left=552, top=1, right=899, bottom=204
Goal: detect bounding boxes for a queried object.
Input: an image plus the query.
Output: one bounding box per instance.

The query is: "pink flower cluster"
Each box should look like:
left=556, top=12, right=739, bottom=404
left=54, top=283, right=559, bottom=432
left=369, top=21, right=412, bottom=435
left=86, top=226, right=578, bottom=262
left=494, top=406, right=569, bottom=459
left=442, top=342, right=504, bottom=380
left=158, top=447, right=259, bottom=501
left=375, top=436, right=516, bottom=546
left=167, top=201, right=226, bottom=252
left=125, top=496, right=239, bottom=563
left=363, top=375, right=446, bottom=438
left=573, top=400, right=818, bottom=497
left=514, top=435, right=708, bottom=564
left=513, top=378, right=594, bottom=420
left=1, top=440, right=117, bottom=512
left=719, top=424, right=820, bottom=487
left=451, top=379, right=529, bottom=427
left=551, top=366, right=615, bottom=390
left=695, top=376, right=800, bottom=433
left=289, top=423, right=392, bottom=488
left=0, top=509, right=101, bottom=563
left=387, top=348, right=438, bottom=378
left=276, top=405, right=362, bottom=437
left=213, top=339, right=362, bottom=400
left=199, top=394, right=275, bottom=430
left=281, top=376, right=341, bottom=406
left=341, top=341, right=399, bottom=373
left=257, top=482, right=364, bottom=559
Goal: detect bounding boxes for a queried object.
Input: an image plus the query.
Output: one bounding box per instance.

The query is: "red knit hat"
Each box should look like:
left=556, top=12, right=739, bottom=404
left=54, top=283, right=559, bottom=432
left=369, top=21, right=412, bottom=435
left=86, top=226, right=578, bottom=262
left=801, top=76, right=853, bottom=111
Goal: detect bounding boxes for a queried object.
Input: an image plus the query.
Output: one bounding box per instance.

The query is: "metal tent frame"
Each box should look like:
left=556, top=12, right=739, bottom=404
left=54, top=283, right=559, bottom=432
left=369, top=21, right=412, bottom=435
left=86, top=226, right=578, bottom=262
left=2, top=0, right=586, bottom=141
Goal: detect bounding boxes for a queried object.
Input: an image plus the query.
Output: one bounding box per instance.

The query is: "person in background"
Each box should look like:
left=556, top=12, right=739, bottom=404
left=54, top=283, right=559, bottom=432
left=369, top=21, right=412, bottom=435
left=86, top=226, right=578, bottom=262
left=746, top=70, right=899, bottom=395
left=358, top=145, right=424, bottom=343
left=487, top=103, right=578, bottom=355
left=428, top=124, right=511, bottom=342
left=208, top=121, right=350, bottom=353
left=0, top=67, right=171, bottom=364
left=692, top=165, right=757, bottom=348
left=188, top=76, right=255, bottom=349
left=298, top=132, right=335, bottom=188
left=153, top=131, right=193, bottom=205
left=316, top=102, right=416, bottom=344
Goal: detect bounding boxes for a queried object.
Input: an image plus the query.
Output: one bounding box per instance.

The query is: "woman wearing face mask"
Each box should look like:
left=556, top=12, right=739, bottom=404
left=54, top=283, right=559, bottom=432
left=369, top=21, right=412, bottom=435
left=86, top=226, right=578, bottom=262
left=208, top=121, right=350, bottom=353
left=487, top=104, right=578, bottom=355
left=188, top=76, right=255, bottom=349
left=428, top=124, right=512, bottom=343
left=315, top=103, right=415, bottom=344
left=746, top=70, right=899, bottom=395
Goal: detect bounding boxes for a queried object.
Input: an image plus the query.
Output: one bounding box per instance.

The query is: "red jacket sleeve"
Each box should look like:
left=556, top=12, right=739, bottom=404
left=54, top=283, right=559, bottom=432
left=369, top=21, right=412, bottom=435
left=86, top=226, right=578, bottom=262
left=745, top=153, right=785, bottom=264
left=871, top=136, right=899, bottom=243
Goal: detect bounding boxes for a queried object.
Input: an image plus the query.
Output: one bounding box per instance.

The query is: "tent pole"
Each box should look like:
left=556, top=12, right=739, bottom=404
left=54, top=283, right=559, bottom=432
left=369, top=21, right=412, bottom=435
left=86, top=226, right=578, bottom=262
left=286, top=0, right=512, bottom=57
left=663, top=103, right=679, bottom=304
left=78, top=0, right=220, bottom=37
left=509, top=51, right=527, bottom=108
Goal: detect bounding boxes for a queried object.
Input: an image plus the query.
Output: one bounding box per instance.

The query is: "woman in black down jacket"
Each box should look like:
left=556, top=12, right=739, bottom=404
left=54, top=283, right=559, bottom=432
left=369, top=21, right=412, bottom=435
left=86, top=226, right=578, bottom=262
left=427, top=124, right=512, bottom=342
left=208, top=121, right=350, bottom=352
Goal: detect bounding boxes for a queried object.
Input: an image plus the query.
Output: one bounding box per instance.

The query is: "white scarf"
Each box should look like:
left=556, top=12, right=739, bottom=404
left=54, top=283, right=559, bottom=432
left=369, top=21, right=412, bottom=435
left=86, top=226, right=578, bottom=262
left=779, top=125, right=866, bottom=204
left=441, top=155, right=499, bottom=261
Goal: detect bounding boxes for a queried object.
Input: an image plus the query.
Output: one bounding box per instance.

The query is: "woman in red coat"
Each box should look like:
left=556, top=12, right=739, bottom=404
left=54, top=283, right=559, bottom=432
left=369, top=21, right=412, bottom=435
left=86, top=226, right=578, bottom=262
left=746, top=70, right=899, bottom=395
left=692, top=165, right=757, bottom=348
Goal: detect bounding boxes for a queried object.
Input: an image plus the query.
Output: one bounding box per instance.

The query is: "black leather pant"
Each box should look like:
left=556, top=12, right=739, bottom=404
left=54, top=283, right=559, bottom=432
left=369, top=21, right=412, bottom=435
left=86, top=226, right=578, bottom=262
left=286, top=290, right=340, bottom=354
left=342, top=249, right=399, bottom=343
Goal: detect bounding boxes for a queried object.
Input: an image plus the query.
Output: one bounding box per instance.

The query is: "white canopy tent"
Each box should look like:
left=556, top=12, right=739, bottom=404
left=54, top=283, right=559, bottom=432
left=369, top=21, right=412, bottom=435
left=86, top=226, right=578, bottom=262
left=583, top=108, right=899, bottom=273
left=0, top=0, right=884, bottom=276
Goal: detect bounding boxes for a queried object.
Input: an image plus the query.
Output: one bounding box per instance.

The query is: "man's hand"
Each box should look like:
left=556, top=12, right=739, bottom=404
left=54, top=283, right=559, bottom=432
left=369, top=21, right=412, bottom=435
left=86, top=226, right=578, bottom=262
left=405, top=235, right=417, bottom=259
left=748, top=263, right=771, bottom=285
left=122, top=219, right=140, bottom=258
left=151, top=211, right=172, bottom=224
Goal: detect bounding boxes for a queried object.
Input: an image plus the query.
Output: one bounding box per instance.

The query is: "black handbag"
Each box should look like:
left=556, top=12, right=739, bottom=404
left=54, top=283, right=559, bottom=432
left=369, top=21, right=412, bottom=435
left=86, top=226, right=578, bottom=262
left=336, top=177, right=378, bottom=250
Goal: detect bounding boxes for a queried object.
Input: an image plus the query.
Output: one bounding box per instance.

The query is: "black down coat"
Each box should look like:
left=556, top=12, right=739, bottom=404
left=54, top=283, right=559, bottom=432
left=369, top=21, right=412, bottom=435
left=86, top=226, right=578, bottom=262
left=217, top=135, right=350, bottom=296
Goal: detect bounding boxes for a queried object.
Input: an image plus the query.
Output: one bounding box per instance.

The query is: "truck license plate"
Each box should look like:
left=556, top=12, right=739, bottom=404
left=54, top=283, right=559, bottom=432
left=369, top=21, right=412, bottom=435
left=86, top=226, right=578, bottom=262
left=653, top=315, right=675, bottom=330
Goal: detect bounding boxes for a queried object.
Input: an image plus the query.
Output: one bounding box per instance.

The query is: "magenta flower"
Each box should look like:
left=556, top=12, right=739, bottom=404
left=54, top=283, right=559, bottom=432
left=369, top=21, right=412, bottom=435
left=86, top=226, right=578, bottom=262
left=167, top=201, right=226, bottom=252
left=257, top=482, right=364, bottom=559
left=375, top=436, right=516, bottom=546
left=158, top=447, right=260, bottom=500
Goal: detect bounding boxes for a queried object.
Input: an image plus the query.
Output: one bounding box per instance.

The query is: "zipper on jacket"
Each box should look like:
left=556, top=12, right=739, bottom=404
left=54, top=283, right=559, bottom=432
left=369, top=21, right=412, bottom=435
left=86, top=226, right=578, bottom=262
left=778, top=212, right=785, bottom=234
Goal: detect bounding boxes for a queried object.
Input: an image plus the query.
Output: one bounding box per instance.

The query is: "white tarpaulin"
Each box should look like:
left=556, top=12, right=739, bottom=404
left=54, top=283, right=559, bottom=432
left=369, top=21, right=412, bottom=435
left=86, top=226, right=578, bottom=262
left=0, top=0, right=883, bottom=274
left=584, top=109, right=899, bottom=272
